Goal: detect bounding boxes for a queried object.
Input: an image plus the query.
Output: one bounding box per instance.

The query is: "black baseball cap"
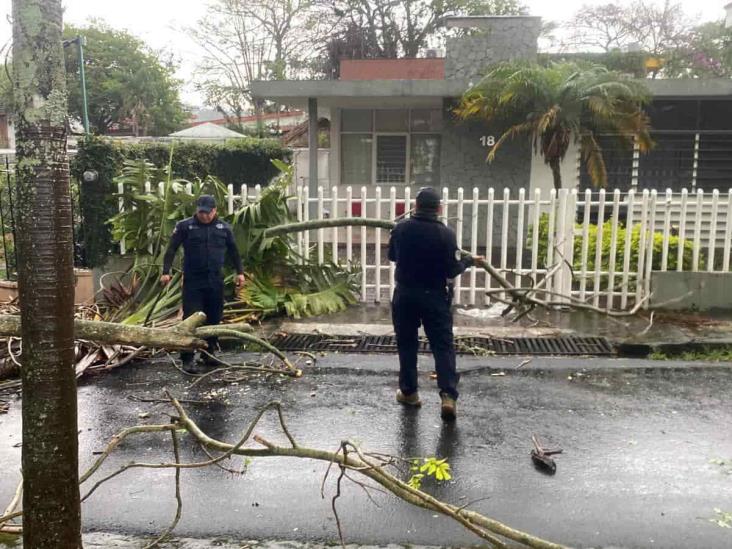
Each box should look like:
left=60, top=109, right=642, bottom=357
left=416, top=187, right=441, bottom=211
left=196, top=194, right=216, bottom=213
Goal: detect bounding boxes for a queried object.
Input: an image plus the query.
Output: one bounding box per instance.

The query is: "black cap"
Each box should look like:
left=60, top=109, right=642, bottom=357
left=196, top=194, right=216, bottom=213
left=416, top=187, right=440, bottom=211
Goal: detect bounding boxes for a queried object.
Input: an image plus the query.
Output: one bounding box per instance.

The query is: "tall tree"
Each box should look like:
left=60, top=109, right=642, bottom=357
left=664, top=20, right=732, bottom=77
left=321, top=0, right=527, bottom=59
left=192, top=0, right=318, bottom=128
left=11, top=0, right=82, bottom=547
left=456, top=61, right=652, bottom=190
left=63, top=22, right=187, bottom=136
left=562, top=1, right=692, bottom=77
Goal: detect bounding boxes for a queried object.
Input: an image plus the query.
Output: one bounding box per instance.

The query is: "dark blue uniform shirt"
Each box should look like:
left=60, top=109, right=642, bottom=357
left=163, top=216, right=243, bottom=289
left=388, top=214, right=473, bottom=290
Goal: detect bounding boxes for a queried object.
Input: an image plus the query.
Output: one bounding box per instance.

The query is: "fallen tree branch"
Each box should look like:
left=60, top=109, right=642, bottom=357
left=2, top=396, right=567, bottom=548
left=0, top=313, right=208, bottom=350
left=264, top=218, right=649, bottom=319
left=171, top=397, right=565, bottom=549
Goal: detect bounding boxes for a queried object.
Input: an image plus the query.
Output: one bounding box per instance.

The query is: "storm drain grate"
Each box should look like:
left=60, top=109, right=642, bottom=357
left=268, top=333, right=614, bottom=356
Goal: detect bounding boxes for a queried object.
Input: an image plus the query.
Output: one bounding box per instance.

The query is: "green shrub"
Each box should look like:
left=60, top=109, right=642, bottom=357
left=71, top=136, right=291, bottom=268
left=530, top=213, right=700, bottom=275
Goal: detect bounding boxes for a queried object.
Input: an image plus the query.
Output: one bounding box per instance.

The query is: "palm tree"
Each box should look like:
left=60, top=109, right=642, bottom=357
left=12, top=0, right=82, bottom=546
left=455, top=61, right=653, bottom=190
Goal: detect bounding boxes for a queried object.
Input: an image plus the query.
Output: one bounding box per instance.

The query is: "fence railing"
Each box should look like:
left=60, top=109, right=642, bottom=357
left=118, top=182, right=732, bottom=311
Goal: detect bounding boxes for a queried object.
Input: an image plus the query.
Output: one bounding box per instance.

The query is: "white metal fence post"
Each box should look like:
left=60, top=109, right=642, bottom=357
left=360, top=187, right=367, bottom=301
left=592, top=189, right=606, bottom=307
left=117, top=182, right=126, bottom=255
left=331, top=185, right=339, bottom=263
left=455, top=187, right=465, bottom=304
left=606, top=189, right=621, bottom=310
left=579, top=189, right=592, bottom=302
left=484, top=187, right=495, bottom=305
left=469, top=187, right=479, bottom=306
left=375, top=186, right=382, bottom=302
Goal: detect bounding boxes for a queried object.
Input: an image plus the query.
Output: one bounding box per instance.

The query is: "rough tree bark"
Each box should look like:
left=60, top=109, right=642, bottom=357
left=11, top=1, right=82, bottom=546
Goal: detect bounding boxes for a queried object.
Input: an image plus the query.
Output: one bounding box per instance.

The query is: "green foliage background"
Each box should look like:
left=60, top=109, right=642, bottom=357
left=71, top=136, right=291, bottom=268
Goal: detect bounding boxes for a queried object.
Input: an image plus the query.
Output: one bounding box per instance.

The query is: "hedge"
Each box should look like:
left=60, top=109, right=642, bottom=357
left=530, top=213, right=700, bottom=279
left=71, top=136, right=291, bottom=268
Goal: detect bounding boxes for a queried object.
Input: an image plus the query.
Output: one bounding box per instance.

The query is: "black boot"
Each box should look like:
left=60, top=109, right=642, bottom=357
left=181, top=354, right=203, bottom=374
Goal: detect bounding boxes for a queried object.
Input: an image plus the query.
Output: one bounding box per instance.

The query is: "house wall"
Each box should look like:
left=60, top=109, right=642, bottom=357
left=445, top=17, right=542, bottom=82
left=440, top=17, right=543, bottom=246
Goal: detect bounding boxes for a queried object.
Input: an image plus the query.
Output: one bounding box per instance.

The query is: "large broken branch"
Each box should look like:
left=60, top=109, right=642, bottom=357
left=265, top=217, right=654, bottom=319
left=0, top=313, right=208, bottom=350
left=1, top=397, right=566, bottom=548
left=0, top=314, right=300, bottom=376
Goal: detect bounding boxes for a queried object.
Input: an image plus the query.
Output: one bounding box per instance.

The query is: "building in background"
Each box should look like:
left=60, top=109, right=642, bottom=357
left=252, top=15, right=732, bottom=200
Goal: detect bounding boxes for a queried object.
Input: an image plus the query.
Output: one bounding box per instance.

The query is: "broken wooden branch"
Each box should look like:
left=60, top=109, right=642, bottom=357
left=264, top=218, right=656, bottom=319
left=0, top=312, right=299, bottom=377
left=0, top=313, right=208, bottom=350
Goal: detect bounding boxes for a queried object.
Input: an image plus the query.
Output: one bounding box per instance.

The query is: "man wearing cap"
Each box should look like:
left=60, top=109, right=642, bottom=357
left=388, top=187, right=483, bottom=420
left=161, top=194, right=244, bottom=373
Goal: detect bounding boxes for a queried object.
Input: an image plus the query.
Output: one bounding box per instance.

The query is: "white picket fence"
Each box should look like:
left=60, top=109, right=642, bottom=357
left=119, top=182, right=732, bottom=311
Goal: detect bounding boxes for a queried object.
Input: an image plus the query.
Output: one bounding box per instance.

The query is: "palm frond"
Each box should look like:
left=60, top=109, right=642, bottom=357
left=581, top=133, right=608, bottom=188
left=457, top=60, right=652, bottom=189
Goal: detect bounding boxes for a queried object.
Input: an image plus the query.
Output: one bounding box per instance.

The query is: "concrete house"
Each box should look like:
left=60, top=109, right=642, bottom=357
left=251, top=15, right=732, bottom=202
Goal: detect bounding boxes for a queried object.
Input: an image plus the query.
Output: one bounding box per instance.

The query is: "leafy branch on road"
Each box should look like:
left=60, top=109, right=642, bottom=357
left=0, top=395, right=567, bottom=549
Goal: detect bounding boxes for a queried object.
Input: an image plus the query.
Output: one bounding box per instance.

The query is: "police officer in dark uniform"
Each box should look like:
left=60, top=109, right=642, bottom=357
left=388, top=187, right=483, bottom=420
left=161, top=194, right=244, bottom=373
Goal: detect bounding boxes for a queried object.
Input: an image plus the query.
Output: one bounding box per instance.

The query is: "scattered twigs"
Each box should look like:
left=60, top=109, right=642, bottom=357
left=5, top=395, right=568, bottom=548
left=0, top=476, right=22, bottom=533
left=332, top=442, right=349, bottom=548
left=142, top=429, right=182, bottom=549
left=196, top=328, right=301, bottom=377
left=189, top=350, right=290, bottom=388
left=172, top=398, right=565, bottom=549
left=638, top=311, right=655, bottom=337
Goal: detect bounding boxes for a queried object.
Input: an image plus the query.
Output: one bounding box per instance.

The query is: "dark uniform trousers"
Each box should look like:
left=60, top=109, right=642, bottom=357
left=180, top=278, right=224, bottom=362
left=391, top=285, right=459, bottom=400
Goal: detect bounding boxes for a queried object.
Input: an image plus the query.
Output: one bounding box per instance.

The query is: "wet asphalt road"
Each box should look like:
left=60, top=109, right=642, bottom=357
left=1, top=354, right=731, bottom=548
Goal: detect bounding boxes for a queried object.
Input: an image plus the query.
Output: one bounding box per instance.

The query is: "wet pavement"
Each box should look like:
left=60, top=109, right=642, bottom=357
left=1, top=353, right=731, bottom=548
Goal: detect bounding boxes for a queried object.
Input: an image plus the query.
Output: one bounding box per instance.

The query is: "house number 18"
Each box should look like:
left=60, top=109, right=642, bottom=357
left=480, top=136, right=495, bottom=147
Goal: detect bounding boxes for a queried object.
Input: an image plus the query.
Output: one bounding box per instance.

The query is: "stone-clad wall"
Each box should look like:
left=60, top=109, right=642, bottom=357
left=445, top=17, right=542, bottom=82
left=440, top=17, right=541, bottom=247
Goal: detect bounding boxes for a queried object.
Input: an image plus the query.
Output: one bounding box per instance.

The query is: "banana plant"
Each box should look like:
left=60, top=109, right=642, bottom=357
left=103, top=155, right=359, bottom=324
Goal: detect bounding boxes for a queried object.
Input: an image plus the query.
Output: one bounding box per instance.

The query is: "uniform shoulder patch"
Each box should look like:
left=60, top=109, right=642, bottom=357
left=216, top=223, right=224, bottom=229
left=454, top=250, right=462, bottom=261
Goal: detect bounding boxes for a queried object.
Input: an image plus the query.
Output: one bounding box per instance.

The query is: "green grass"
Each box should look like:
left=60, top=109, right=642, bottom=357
left=650, top=346, right=732, bottom=362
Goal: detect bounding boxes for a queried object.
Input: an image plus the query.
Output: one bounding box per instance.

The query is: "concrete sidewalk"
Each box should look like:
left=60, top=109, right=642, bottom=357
left=271, top=303, right=732, bottom=352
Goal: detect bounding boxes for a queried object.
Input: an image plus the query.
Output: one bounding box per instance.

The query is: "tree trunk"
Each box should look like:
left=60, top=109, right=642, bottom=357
left=12, top=1, right=82, bottom=546
left=548, top=157, right=563, bottom=191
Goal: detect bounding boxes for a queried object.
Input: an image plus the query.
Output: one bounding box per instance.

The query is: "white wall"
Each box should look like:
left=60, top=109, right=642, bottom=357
left=528, top=140, right=580, bottom=194
left=292, top=147, right=330, bottom=188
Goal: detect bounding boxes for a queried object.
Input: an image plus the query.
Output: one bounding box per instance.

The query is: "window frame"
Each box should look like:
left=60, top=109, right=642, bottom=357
left=340, top=108, right=441, bottom=186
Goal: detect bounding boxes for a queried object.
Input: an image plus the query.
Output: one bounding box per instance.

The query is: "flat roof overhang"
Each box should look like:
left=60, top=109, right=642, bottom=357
left=252, top=78, right=732, bottom=110
left=251, top=79, right=470, bottom=109
left=644, top=79, right=732, bottom=99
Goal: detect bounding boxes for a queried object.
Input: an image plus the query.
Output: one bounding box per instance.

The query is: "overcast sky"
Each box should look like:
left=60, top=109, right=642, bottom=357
left=0, top=0, right=730, bottom=105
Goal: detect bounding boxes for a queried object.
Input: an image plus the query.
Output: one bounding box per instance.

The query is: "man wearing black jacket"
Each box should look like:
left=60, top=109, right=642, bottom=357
left=161, top=194, right=244, bottom=373
left=388, top=187, right=483, bottom=420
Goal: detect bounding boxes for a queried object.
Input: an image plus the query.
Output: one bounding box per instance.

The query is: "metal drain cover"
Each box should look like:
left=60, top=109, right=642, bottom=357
left=268, top=333, right=614, bottom=356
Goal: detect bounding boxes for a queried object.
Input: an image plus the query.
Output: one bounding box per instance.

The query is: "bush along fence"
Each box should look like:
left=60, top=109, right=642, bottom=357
left=71, top=135, right=291, bottom=269
left=1, top=155, right=91, bottom=280
left=115, top=181, right=732, bottom=312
